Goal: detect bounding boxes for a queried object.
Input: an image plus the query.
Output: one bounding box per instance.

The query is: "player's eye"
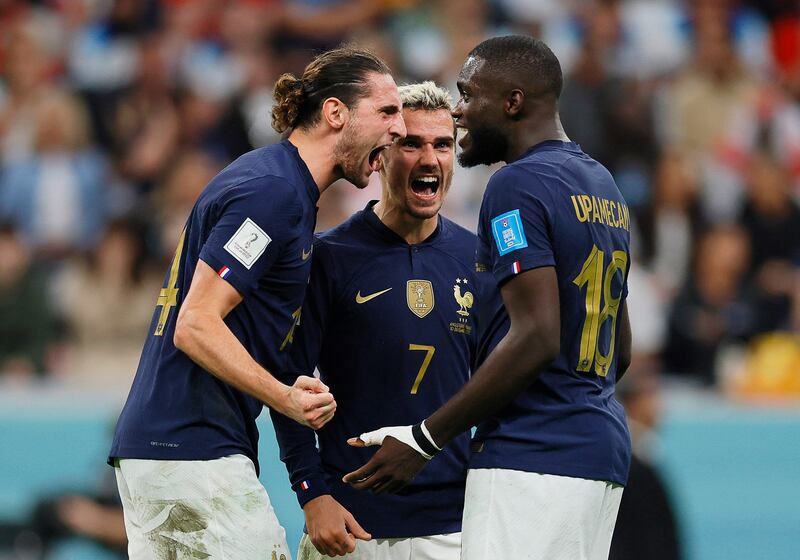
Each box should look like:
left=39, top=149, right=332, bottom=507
left=435, top=141, right=453, bottom=150
left=402, top=140, right=420, bottom=149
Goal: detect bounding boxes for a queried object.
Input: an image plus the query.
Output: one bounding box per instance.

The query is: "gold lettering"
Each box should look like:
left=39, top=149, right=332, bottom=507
left=591, top=196, right=602, bottom=223
left=607, top=200, right=618, bottom=228
left=622, top=203, right=630, bottom=231
left=580, top=195, right=592, bottom=220
left=600, top=199, right=610, bottom=226
left=572, top=195, right=589, bottom=222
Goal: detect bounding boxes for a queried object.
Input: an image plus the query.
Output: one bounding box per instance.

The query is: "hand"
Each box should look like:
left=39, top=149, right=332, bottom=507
left=283, top=376, right=337, bottom=429
left=342, top=436, right=429, bottom=495
left=303, top=495, right=370, bottom=557
left=57, top=495, right=127, bottom=547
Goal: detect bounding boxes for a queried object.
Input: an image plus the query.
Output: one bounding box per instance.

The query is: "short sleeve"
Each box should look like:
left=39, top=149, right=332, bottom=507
left=480, top=166, right=556, bottom=286
left=200, top=177, right=302, bottom=297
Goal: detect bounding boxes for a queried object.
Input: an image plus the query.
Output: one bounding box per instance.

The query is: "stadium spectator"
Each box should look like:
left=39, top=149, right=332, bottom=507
left=664, top=224, right=756, bottom=385
left=739, top=152, right=800, bottom=332
left=55, top=218, right=160, bottom=384
left=660, top=10, right=761, bottom=222
left=0, top=13, right=61, bottom=166
left=0, top=222, right=59, bottom=379
left=108, top=33, right=180, bottom=194
left=151, top=149, right=223, bottom=260
left=635, top=150, right=704, bottom=299
left=0, top=91, right=109, bottom=257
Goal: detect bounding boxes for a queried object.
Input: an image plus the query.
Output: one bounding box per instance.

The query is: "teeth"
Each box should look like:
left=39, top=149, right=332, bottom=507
left=415, top=177, right=438, bottom=183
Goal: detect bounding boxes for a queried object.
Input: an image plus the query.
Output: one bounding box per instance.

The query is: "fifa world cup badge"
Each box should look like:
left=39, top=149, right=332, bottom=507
left=407, top=280, right=434, bottom=318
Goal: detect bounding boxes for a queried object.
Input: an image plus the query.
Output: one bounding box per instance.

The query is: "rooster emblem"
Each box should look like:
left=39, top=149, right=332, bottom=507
left=453, top=283, right=474, bottom=316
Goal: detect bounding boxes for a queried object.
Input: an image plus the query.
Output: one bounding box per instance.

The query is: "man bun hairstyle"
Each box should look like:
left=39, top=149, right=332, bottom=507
left=271, top=74, right=305, bottom=133
left=271, top=46, right=391, bottom=133
left=469, top=35, right=563, bottom=99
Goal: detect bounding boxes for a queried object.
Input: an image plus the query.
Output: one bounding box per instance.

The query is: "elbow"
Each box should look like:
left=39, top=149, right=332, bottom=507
left=537, top=335, right=560, bottom=368
left=617, top=347, right=632, bottom=378
left=512, top=325, right=560, bottom=371
left=173, top=308, right=199, bottom=353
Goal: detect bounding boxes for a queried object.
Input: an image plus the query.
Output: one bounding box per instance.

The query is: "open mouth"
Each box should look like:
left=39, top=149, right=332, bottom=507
left=456, top=125, right=470, bottom=148
left=368, top=145, right=389, bottom=172
left=410, top=176, right=440, bottom=199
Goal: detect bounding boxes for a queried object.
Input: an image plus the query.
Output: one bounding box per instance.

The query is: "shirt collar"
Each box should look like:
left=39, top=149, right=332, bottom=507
left=361, top=200, right=444, bottom=246
left=281, top=139, right=320, bottom=204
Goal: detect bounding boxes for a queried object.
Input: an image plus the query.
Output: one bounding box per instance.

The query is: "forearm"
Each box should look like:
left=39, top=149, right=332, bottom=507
left=270, top=406, right=331, bottom=505
left=174, top=308, right=287, bottom=410
left=427, top=326, right=557, bottom=446
left=90, top=506, right=127, bottom=549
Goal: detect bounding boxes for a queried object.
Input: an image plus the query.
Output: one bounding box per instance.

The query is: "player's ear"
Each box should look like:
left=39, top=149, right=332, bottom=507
left=375, top=150, right=385, bottom=172
left=322, top=97, right=348, bottom=130
left=505, top=89, right=524, bottom=118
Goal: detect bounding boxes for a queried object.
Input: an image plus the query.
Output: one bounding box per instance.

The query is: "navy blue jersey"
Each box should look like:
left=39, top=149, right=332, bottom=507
left=109, top=140, right=319, bottom=473
left=472, top=140, right=632, bottom=486
left=272, top=203, right=505, bottom=538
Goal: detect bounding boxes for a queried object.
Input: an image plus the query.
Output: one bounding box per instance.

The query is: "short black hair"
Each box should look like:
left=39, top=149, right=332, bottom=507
left=469, top=35, right=563, bottom=99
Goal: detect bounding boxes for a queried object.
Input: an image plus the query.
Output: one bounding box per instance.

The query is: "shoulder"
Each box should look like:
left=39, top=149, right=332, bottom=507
left=314, top=212, right=365, bottom=249
left=440, top=215, right=478, bottom=246
left=310, top=212, right=370, bottom=270
left=482, top=162, right=554, bottom=211
left=435, top=216, right=479, bottom=268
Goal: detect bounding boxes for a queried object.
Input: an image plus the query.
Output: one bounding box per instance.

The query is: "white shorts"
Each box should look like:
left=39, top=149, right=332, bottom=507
left=461, top=468, right=623, bottom=560
left=298, top=531, right=460, bottom=560
left=115, top=454, right=291, bottom=560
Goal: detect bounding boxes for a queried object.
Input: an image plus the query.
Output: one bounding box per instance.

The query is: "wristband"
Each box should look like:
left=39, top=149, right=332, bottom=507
left=412, top=421, right=441, bottom=458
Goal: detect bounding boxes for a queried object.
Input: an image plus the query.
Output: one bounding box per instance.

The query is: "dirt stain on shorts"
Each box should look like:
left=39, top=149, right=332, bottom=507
left=146, top=501, right=211, bottom=559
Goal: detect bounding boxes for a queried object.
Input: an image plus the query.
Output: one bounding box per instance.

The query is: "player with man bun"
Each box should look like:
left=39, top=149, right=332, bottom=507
left=108, top=47, right=405, bottom=559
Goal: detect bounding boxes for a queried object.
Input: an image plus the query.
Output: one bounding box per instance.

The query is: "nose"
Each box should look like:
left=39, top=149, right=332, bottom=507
left=451, top=101, right=462, bottom=119
left=389, top=113, right=406, bottom=140
left=419, top=143, right=437, bottom=167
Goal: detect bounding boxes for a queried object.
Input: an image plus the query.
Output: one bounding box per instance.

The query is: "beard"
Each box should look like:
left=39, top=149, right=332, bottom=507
left=457, top=122, right=508, bottom=167
left=333, top=118, right=370, bottom=189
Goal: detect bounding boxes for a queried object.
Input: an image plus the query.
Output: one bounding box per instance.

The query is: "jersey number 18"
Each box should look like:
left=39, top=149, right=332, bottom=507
left=572, top=244, right=628, bottom=377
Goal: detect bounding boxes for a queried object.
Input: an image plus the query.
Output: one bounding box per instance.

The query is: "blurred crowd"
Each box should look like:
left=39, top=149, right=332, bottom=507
left=0, top=0, right=799, bottom=394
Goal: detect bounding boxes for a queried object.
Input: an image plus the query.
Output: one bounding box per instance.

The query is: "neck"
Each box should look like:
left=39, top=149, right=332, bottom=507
left=506, top=112, right=570, bottom=163
left=287, top=128, right=342, bottom=194
left=372, top=199, right=438, bottom=245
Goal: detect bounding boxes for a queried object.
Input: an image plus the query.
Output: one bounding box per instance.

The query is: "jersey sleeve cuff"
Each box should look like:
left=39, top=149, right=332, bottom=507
left=493, top=252, right=555, bottom=286
left=198, top=252, right=257, bottom=297
left=294, top=477, right=332, bottom=508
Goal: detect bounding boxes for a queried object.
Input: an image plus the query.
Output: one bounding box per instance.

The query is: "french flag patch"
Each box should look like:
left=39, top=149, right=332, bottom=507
left=300, top=480, right=310, bottom=491
left=512, top=261, right=522, bottom=274
left=218, top=265, right=231, bottom=279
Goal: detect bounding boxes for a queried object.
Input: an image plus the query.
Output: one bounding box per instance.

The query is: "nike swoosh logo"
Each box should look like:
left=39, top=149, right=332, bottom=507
left=302, top=247, right=313, bottom=260
left=355, top=287, right=392, bottom=304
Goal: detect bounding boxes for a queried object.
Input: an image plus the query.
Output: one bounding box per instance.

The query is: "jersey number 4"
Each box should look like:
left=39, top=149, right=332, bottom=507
left=573, top=244, right=628, bottom=377
left=154, top=229, right=186, bottom=336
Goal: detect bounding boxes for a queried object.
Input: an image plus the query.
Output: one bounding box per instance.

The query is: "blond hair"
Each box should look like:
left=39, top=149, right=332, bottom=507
left=398, top=81, right=452, bottom=111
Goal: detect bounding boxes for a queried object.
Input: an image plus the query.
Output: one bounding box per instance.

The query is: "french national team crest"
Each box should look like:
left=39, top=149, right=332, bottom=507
left=407, top=280, right=434, bottom=318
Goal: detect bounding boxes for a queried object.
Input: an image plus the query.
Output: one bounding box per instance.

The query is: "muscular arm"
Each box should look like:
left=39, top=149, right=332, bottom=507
left=344, top=266, right=560, bottom=492
left=426, top=266, right=560, bottom=444
left=173, top=260, right=335, bottom=429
